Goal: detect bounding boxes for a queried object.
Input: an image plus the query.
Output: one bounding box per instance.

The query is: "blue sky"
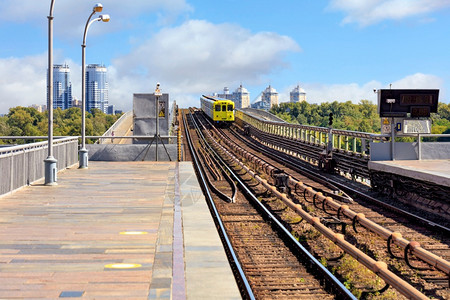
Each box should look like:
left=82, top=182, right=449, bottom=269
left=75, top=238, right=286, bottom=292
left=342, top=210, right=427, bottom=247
left=0, top=0, right=449, bottom=114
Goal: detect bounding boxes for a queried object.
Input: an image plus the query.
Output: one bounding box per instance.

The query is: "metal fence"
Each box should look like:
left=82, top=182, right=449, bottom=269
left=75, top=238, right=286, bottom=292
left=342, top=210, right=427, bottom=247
left=236, top=109, right=388, bottom=157
left=0, top=137, right=78, bottom=196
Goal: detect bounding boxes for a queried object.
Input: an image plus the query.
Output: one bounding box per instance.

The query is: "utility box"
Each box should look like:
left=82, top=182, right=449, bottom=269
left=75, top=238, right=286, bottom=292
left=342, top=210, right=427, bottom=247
left=133, top=93, right=169, bottom=144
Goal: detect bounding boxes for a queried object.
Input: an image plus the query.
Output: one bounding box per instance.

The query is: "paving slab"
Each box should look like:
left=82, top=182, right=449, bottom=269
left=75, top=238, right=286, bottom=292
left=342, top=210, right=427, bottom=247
left=368, top=159, right=450, bottom=187
left=0, top=161, right=240, bottom=299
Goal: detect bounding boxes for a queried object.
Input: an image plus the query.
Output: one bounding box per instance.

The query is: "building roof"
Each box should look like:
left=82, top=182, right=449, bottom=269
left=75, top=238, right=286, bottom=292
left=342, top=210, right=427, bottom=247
left=292, top=84, right=305, bottom=93
left=264, top=85, right=277, bottom=94
left=235, top=84, right=249, bottom=94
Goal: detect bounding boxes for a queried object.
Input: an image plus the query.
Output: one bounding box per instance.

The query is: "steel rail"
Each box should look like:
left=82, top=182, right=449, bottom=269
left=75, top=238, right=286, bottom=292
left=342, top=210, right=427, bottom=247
left=239, top=123, right=450, bottom=236
left=226, top=125, right=354, bottom=203
left=328, top=178, right=450, bottom=235
left=194, top=112, right=358, bottom=299
left=223, top=122, right=450, bottom=279
left=204, top=122, right=430, bottom=299
left=182, top=112, right=254, bottom=300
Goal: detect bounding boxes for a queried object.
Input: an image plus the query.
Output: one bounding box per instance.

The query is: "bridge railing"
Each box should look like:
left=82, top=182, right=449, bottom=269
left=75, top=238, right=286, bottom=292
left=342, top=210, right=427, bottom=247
left=0, top=137, right=78, bottom=196
left=236, top=109, right=388, bottom=157
left=98, top=111, right=132, bottom=144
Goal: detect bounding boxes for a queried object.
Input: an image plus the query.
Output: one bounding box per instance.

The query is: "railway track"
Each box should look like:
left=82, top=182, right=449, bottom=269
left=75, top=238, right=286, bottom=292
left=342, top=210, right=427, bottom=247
left=182, top=109, right=355, bottom=299
left=188, top=111, right=450, bottom=299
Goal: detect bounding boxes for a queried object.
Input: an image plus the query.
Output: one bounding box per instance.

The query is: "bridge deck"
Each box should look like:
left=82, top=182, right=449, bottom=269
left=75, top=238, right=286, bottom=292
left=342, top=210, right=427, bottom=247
left=0, top=161, right=239, bottom=299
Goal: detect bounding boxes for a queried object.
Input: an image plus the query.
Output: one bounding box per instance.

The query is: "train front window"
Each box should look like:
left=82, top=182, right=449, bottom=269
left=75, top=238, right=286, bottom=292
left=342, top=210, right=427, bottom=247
left=227, top=105, right=233, bottom=111
left=222, top=105, right=226, bottom=111
left=215, top=106, right=221, bottom=112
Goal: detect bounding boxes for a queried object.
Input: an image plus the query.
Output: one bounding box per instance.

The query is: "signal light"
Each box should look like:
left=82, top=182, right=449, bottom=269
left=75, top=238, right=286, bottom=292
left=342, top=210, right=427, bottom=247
left=328, top=113, right=333, bottom=126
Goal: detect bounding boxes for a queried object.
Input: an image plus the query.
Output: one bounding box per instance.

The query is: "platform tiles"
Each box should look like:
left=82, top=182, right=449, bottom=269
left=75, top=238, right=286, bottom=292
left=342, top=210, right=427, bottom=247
left=368, top=159, right=450, bottom=188
left=0, top=161, right=240, bottom=299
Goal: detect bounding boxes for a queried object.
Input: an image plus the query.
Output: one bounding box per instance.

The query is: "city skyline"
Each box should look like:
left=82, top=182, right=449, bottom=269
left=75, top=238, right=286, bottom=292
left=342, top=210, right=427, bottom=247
left=0, top=1, right=450, bottom=114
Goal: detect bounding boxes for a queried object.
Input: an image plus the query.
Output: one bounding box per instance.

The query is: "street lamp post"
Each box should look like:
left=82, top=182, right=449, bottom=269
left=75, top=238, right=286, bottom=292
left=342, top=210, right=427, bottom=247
left=79, top=3, right=110, bottom=168
left=44, top=0, right=57, bottom=185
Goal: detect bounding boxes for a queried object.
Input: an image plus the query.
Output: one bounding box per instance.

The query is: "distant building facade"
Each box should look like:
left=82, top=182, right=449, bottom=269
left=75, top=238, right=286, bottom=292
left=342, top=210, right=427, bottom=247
left=48, top=64, right=73, bottom=110
left=250, top=85, right=278, bottom=110
left=262, top=85, right=278, bottom=108
left=86, top=64, right=109, bottom=113
left=232, top=84, right=250, bottom=109
left=217, top=87, right=233, bottom=100
left=290, top=84, right=306, bottom=103
left=107, top=105, right=116, bottom=115
left=30, top=104, right=46, bottom=113
left=217, top=85, right=250, bottom=109
left=71, top=97, right=82, bottom=109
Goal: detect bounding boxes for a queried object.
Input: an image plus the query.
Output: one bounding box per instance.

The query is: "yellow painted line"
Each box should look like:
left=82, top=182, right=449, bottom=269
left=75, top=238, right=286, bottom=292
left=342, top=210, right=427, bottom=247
left=119, top=231, right=148, bottom=235
left=104, top=263, right=142, bottom=269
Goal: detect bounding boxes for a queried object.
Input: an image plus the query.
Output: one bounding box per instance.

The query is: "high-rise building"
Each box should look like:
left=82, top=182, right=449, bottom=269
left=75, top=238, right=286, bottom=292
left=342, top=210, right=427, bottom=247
left=290, top=84, right=306, bottom=103
left=262, top=85, right=278, bottom=108
left=48, top=64, right=73, bottom=110
left=86, top=64, right=109, bottom=113
left=232, top=84, right=250, bottom=109
left=217, top=87, right=233, bottom=100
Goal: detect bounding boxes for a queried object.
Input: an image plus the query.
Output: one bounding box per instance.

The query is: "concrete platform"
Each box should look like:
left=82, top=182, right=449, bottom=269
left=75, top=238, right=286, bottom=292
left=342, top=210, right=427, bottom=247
left=368, top=159, right=450, bottom=188
left=0, top=161, right=240, bottom=299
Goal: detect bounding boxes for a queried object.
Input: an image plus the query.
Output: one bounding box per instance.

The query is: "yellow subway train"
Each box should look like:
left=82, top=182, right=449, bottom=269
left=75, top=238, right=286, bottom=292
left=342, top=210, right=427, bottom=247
left=200, top=95, right=235, bottom=126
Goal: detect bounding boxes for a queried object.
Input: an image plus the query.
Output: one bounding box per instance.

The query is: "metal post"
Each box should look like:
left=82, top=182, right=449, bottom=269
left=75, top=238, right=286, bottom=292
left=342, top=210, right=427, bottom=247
left=362, top=139, right=367, bottom=155
left=44, top=0, right=57, bottom=185
left=177, top=128, right=181, bottom=162
left=79, top=41, right=88, bottom=168
left=418, top=134, right=421, bottom=160
left=79, top=7, right=109, bottom=168
left=391, top=117, right=395, bottom=160
left=156, top=95, right=159, bottom=161
left=327, top=128, right=333, bottom=154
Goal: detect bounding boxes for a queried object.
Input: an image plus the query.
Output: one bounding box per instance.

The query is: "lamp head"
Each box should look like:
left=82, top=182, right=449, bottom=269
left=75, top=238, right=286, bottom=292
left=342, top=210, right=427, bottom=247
left=93, top=3, right=103, bottom=13
left=99, top=14, right=110, bottom=22
left=155, top=83, right=162, bottom=96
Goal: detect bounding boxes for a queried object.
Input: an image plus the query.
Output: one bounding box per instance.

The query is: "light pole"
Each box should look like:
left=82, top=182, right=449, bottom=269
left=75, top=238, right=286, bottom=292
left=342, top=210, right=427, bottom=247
left=44, top=0, right=57, bottom=185
left=79, top=4, right=110, bottom=168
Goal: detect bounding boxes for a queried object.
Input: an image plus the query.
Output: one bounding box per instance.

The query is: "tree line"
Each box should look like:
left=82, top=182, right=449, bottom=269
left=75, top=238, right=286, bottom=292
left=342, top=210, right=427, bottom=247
left=269, top=100, right=450, bottom=135
left=0, top=106, right=123, bottom=144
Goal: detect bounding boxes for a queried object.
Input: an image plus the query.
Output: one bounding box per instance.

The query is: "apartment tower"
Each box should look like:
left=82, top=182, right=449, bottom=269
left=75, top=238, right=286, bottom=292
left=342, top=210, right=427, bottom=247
left=86, top=64, right=109, bottom=113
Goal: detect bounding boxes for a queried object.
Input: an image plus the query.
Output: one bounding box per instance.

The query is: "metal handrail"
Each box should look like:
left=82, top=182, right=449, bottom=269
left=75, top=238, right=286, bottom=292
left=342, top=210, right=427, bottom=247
left=0, top=137, right=77, bottom=155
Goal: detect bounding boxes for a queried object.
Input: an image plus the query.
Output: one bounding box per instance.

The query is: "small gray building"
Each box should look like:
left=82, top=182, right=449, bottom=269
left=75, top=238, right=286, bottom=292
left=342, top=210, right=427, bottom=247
left=133, top=93, right=170, bottom=144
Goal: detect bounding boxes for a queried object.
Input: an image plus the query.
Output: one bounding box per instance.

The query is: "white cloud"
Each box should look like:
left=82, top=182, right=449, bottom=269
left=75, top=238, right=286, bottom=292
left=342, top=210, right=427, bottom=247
left=0, top=54, right=47, bottom=114
left=109, top=20, right=300, bottom=110
left=328, top=0, right=450, bottom=26
left=0, top=50, right=444, bottom=115
left=0, top=0, right=192, bottom=39
left=0, top=19, right=300, bottom=113
left=277, top=73, right=443, bottom=105
left=391, top=72, right=443, bottom=88
left=0, top=53, right=83, bottom=114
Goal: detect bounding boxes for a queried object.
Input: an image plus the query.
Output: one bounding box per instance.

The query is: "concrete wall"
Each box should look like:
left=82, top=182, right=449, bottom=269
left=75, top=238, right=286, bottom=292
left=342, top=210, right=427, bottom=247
left=370, top=142, right=450, bottom=161
left=87, top=144, right=178, bottom=161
